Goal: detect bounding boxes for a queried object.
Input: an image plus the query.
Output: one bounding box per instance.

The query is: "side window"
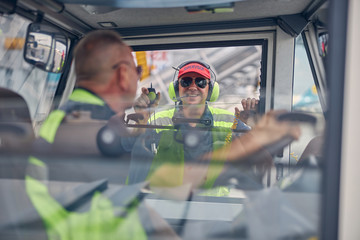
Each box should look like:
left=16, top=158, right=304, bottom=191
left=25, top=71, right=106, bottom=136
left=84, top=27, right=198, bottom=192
left=293, top=35, right=322, bottom=113
left=0, top=14, right=63, bottom=129
left=290, top=35, right=325, bottom=164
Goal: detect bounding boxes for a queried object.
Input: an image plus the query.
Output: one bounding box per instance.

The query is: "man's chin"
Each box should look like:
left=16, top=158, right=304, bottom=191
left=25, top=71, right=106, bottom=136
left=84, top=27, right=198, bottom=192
left=183, top=100, right=204, bottom=107
left=181, top=94, right=206, bottom=105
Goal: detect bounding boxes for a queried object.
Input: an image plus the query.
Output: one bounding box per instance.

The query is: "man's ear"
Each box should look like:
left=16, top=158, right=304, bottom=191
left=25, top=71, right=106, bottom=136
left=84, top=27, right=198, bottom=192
left=116, top=64, right=129, bottom=91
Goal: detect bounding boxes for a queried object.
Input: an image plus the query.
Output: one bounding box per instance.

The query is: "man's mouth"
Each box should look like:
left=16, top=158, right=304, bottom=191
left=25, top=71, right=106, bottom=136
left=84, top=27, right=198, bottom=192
left=185, top=93, right=201, bottom=98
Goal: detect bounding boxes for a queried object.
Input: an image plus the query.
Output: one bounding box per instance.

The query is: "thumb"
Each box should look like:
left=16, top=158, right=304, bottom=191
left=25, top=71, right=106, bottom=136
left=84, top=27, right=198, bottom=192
left=234, top=107, right=240, bottom=117
left=152, top=92, right=161, bottom=107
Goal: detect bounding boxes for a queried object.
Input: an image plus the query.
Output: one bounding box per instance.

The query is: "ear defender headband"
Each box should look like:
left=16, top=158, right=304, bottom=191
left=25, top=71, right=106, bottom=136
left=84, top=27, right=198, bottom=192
left=168, top=60, right=219, bottom=102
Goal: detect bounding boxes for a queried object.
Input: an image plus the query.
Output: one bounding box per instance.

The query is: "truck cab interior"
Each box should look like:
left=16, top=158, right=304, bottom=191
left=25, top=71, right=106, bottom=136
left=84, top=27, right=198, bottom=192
left=0, top=0, right=350, bottom=239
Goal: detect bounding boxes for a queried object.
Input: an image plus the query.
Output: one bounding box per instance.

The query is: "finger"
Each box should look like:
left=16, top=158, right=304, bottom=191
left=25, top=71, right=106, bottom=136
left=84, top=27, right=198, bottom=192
left=291, top=125, right=302, bottom=140
left=151, top=92, right=161, bottom=107
left=135, top=95, right=149, bottom=108
left=265, top=109, right=279, bottom=118
left=246, top=98, right=252, bottom=110
left=251, top=98, right=257, bottom=109
left=141, top=87, right=149, bottom=95
left=138, top=95, right=149, bottom=106
left=241, top=99, right=246, bottom=110
left=234, top=107, right=241, bottom=118
left=271, top=109, right=287, bottom=115
left=142, top=93, right=151, bottom=105
left=266, top=110, right=282, bottom=125
left=257, top=110, right=273, bottom=126
left=155, top=92, right=161, bottom=103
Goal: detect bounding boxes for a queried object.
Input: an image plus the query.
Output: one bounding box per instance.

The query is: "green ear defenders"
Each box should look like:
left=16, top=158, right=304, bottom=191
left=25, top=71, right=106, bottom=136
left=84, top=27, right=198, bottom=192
left=168, top=60, right=219, bottom=102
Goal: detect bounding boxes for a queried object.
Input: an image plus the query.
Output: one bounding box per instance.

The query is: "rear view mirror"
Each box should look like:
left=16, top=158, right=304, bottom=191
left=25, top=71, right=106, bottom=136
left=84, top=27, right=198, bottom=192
left=24, top=23, right=68, bottom=73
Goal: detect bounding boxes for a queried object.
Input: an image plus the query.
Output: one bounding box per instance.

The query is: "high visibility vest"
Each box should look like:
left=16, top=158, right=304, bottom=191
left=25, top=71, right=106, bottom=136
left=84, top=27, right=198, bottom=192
left=146, top=106, right=236, bottom=195
left=150, top=106, right=235, bottom=133
left=39, top=88, right=111, bottom=144
left=26, top=88, right=147, bottom=240
left=26, top=157, right=147, bottom=240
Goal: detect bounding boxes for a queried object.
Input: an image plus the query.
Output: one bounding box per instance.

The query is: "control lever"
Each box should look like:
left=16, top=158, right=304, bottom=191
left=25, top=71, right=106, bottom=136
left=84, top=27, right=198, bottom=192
left=265, top=112, right=317, bottom=186
left=273, top=112, right=317, bottom=157
left=272, top=112, right=317, bottom=157
left=277, top=112, right=317, bottom=124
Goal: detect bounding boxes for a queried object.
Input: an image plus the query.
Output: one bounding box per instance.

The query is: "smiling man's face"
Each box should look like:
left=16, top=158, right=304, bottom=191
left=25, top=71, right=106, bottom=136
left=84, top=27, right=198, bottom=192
left=178, top=72, right=209, bottom=106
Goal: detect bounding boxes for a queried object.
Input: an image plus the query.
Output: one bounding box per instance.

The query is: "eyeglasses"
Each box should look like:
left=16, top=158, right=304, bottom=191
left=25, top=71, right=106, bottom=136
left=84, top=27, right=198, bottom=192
left=180, top=77, right=208, bottom=89
left=112, top=61, right=142, bottom=76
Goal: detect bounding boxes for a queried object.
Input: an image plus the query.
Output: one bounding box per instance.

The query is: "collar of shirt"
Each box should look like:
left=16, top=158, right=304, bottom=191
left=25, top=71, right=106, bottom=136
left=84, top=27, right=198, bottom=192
left=60, top=87, right=116, bottom=120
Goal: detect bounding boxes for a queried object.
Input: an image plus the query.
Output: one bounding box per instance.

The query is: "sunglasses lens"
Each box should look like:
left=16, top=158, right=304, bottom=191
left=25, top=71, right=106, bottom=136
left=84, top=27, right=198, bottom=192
left=136, top=66, right=143, bottom=76
left=180, top=77, right=208, bottom=88
left=180, top=77, right=193, bottom=87
left=195, top=78, right=207, bottom=88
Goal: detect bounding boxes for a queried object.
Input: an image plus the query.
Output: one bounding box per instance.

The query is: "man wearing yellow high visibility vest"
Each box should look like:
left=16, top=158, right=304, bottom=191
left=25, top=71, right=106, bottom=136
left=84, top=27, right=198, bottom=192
left=26, top=30, right=177, bottom=240
left=127, top=61, right=259, bottom=195
left=128, top=60, right=301, bottom=196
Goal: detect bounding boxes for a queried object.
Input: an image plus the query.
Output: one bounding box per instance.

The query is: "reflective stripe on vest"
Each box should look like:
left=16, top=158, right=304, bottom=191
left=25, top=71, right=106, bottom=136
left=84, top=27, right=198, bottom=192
left=27, top=89, right=147, bottom=239
left=39, top=89, right=106, bottom=144
left=68, top=88, right=105, bottom=106
left=149, top=108, right=175, bottom=133
left=25, top=157, right=147, bottom=240
left=150, top=106, right=234, bottom=133
left=39, top=110, right=66, bottom=144
left=208, top=107, right=234, bottom=128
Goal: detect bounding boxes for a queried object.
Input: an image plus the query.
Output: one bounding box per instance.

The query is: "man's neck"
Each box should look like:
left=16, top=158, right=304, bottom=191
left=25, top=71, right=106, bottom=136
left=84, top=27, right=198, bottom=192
left=182, top=104, right=206, bottom=119
left=76, top=82, right=126, bottom=115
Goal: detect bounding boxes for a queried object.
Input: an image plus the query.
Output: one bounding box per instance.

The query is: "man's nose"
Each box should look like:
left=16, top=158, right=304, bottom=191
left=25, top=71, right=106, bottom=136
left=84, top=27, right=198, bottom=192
left=188, top=80, right=197, bottom=88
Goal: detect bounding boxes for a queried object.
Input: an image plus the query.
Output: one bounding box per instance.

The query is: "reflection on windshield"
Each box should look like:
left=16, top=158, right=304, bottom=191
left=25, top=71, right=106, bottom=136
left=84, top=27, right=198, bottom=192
left=0, top=26, right=324, bottom=240
left=0, top=15, right=61, bottom=126
left=135, top=47, right=261, bottom=112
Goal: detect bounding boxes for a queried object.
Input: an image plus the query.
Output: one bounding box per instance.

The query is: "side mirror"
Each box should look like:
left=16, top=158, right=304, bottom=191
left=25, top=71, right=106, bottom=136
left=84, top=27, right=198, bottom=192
left=317, top=31, right=328, bottom=58
left=24, top=23, right=68, bottom=73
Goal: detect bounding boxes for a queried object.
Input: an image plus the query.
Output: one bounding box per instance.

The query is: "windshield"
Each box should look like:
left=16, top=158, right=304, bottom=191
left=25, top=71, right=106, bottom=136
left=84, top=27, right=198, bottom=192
left=135, top=46, right=261, bottom=111
left=0, top=13, right=324, bottom=240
